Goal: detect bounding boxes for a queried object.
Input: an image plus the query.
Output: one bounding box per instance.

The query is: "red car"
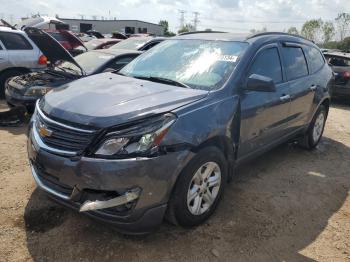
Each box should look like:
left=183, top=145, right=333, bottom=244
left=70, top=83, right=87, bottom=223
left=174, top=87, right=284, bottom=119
left=45, top=29, right=87, bottom=56
left=84, top=38, right=123, bottom=50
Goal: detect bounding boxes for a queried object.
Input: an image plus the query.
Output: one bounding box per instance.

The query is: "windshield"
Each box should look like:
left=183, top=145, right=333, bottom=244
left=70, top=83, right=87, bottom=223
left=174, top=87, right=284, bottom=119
left=110, top=37, right=152, bottom=50
left=119, top=39, right=248, bottom=91
left=57, top=51, right=114, bottom=75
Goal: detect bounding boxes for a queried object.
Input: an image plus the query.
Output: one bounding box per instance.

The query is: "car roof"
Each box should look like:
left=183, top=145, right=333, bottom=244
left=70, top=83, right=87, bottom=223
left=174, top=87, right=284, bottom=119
left=0, top=26, right=24, bottom=34
left=91, top=48, right=142, bottom=56
left=174, top=32, right=249, bottom=41
left=174, top=32, right=315, bottom=46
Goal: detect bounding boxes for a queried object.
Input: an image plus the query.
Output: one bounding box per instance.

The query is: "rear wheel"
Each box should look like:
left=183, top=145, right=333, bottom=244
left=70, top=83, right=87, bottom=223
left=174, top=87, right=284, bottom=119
left=166, top=147, right=227, bottom=227
left=299, top=105, right=327, bottom=149
left=0, top=70, right=25, bottom=99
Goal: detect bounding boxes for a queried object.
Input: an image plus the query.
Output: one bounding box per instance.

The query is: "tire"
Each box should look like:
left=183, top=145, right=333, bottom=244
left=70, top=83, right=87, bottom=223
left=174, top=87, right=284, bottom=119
left=0, top=70, right=25, bottom=99
left=166, top=146, right=228, bottom=227
left=299, top=105, right=327, bottom=150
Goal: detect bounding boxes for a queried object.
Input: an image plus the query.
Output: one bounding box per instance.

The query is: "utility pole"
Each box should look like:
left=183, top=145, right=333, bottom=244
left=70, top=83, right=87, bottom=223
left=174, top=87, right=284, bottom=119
left=78, top=14, right=85, bottom=20
left=179, top=10, right=186, bottom=29
left=193, top=12, right=200, bottom=31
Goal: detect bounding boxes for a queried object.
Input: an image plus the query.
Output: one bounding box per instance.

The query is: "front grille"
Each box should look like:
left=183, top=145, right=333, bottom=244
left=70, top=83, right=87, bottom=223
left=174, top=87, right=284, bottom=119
left=35, top=105, right=97, bottom=154
left=34, top=162, right=73, bottom=196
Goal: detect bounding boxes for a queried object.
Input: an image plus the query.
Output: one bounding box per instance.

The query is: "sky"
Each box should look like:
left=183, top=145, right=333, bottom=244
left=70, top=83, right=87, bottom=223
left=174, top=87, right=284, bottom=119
left=0, top=0, right=349, bottom=33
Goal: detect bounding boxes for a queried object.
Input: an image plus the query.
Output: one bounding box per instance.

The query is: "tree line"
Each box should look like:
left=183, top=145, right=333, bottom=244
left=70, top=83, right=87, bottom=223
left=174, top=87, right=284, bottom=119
left=284, top=13, right=350, bottom=50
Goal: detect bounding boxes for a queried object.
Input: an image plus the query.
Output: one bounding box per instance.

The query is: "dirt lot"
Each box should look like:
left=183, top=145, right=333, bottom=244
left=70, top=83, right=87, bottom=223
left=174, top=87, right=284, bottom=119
left=0, top=100, right=349, bottom=262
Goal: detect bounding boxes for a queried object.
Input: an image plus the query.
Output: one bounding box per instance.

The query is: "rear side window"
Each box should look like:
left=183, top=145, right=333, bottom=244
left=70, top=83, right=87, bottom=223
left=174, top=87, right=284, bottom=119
left=0, top=32, right=33, bottom=50
left=108, top=55, right=137, bottom=70
left=141, top=41, right=160, bottom=51
left=305, top=46, right=325, bottom=73
left=249, top=47, right=283, bottom=83
left=282, top=46, right=308, bottom=80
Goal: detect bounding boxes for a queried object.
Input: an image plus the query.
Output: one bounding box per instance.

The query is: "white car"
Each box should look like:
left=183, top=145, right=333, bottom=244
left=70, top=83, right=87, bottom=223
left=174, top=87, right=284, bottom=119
left=0, top=26, right=46, bottom=98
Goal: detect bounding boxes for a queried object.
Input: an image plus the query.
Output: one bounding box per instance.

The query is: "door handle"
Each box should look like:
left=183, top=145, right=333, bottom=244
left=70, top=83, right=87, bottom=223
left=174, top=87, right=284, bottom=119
left=310, top=85, right=317, bottom=91
left=280, top=94, right=291, bottom=102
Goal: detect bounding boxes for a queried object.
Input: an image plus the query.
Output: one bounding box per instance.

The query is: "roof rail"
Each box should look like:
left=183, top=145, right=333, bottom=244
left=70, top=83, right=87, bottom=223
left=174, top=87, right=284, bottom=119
left=179, top=30, right=227, bottom=36
left=247, top=32, right=313, bottom=43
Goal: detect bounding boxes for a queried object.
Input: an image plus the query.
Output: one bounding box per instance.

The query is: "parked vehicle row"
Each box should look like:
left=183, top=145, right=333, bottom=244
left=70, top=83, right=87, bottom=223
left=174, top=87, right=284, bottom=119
left=323, top=51, right=350, bottom=97
left=5, top=27, right=141, bottom=112
left=26, top=32, right=332, bottom=234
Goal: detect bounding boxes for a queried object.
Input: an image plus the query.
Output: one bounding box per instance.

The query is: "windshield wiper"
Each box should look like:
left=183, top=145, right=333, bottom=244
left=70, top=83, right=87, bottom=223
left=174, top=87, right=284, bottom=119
left=134, top=75, right=190, bottom=89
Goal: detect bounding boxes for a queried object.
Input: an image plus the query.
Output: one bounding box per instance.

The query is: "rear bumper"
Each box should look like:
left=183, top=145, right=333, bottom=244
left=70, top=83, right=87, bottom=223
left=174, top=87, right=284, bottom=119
left=27, top=121, right=194, bottom=234
left=332, top=85, right=350, bottom=97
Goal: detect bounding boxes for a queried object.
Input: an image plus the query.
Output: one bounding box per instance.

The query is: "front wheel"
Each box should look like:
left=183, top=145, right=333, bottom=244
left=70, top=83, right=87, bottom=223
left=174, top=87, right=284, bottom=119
left=166, top=147, right=227, bottom=227
left=299, top=105, right=327, bottom=149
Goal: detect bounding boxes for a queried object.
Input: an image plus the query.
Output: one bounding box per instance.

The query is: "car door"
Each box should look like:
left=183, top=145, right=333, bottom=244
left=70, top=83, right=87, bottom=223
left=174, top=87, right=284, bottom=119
left=280, top=43, right=315, bottom=130
left=239, top=44, right=292, bottom=158
left=0, top=40, right=8, bottom=71
left=0, top=32, right=35, bottom=68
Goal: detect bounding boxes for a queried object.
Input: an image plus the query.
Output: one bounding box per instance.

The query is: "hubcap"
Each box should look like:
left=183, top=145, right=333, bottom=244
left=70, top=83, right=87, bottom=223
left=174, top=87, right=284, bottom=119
left=187, top=162, right=221, bottom=216
left=312, top=112, right=325, bottom=142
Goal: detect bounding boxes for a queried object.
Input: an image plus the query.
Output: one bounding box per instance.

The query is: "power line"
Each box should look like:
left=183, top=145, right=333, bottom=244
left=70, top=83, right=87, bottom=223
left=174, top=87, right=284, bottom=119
left=193, top=12, right=200, bottom=31
left=178, top=10, right=186, bottom=29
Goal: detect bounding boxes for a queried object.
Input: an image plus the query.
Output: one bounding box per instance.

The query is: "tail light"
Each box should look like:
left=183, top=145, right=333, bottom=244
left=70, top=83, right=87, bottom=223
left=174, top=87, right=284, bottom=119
left=342, top=71, right=350, bottom=78
left=38, top=55, right=48, bottom=65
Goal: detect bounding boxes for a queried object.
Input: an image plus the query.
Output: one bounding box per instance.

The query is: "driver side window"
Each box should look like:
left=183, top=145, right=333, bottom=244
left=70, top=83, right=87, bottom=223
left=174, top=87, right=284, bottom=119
left=249, top=47, right=283, bottom=84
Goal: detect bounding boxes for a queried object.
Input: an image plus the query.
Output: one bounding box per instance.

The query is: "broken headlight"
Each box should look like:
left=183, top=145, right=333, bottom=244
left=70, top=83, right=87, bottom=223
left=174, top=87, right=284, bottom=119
left=24, top=86, right=53, bottom=97
left=94, top=113, right=177, bottom=158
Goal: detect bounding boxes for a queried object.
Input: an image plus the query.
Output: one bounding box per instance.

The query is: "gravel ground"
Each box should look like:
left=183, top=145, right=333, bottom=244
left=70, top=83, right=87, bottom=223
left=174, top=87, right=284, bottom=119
left=0, top=100, right=349, bottom=262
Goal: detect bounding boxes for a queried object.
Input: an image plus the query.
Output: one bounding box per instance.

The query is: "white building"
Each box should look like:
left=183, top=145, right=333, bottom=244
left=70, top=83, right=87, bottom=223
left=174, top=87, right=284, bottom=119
left=58, top=17, right=164, bottom=36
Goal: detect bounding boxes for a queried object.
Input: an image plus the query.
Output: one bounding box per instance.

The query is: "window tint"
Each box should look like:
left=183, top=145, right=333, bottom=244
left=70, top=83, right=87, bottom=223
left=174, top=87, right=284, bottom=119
left=305, top=46, right=324, bottom=73
left=282, top=46, right=308, bottom=80
left=249, top=47, right=282, bottom=83
left=0, top=32, right=32, bottom=50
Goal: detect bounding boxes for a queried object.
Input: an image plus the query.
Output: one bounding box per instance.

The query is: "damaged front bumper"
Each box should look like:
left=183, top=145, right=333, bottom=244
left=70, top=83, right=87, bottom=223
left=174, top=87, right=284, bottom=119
left=27, top=122, right=194, bottom=234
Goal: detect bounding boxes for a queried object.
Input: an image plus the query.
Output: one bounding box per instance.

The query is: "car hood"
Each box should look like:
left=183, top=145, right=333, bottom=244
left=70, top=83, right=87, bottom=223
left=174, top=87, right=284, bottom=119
left=24, top=27, right=83, bottom=73
left=41, top=73, right=208, bottom=128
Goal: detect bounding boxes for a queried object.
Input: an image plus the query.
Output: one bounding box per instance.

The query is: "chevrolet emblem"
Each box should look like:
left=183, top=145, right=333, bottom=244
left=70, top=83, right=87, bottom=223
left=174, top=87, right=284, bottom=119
left=38, top=124, right=53, bottom=138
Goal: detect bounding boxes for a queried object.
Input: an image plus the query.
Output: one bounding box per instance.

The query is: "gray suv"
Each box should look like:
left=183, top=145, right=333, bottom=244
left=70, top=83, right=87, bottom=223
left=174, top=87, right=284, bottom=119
left=27, top=32, right=333, bottom=234
left=0, top=26, right=46, bottom=97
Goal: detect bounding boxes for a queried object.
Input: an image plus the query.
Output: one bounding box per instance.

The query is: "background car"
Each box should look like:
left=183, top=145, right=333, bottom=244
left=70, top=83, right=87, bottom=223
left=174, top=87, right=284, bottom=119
left=84, top=38, right=123, bottom=50
left=324, top=51, right=350, bottom=98
left=5, top=27, right=141, bottom=112
left=0, top=25, right=47, bottom=98
left=45, top=30, right=87, bottom=56
left=110, top=36, right=165, bottom=51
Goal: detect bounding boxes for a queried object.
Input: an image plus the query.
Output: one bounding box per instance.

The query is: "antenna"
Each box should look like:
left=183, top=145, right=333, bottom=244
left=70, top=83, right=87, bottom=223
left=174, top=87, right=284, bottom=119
left=193, top=12, right=200, bottom=31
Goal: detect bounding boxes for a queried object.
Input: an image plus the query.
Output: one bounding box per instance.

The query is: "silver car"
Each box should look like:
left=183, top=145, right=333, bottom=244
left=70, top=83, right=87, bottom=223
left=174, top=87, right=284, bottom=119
left=0, top=26, right=46, bottom=98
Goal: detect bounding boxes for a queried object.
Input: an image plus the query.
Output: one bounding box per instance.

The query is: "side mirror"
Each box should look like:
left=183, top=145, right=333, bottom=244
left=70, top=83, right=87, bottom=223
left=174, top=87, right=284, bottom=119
left=246, top=74, right=276, bottom=92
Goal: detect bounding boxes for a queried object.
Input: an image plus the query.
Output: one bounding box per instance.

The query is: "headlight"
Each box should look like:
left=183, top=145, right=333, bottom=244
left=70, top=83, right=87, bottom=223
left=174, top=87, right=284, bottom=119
left=94, top=113, right=176, bottom=157
left=24, top=86, right=53, bottom=97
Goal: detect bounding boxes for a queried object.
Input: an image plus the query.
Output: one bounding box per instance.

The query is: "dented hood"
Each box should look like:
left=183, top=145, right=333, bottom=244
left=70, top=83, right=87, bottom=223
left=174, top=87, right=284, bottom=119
left=24, top=27, right=83, bottom=73
left=41, top=73, right=208, bottom=128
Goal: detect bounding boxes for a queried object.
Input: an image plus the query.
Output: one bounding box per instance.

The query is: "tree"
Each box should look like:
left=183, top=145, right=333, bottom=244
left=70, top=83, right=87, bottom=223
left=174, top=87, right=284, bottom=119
left=158, top=20, right=176, bottom=36
left=301, top=19, right=323, bottom=43
left=287, top=27, right=299, bottom=35
left=178, top=23, right=195, bottom=34
left=249, top=27, right=267, bottom=34
left=322, top=21, right=335, bottom=44
left=335, top=13, right=350, bottom=41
